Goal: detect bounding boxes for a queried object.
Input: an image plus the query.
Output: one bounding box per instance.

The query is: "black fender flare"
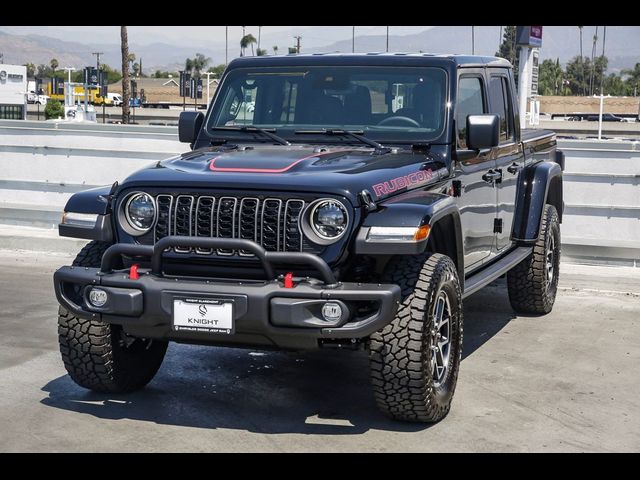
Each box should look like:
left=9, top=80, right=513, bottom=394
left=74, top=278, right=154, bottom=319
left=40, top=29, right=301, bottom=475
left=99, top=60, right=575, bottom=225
left=59, top=185, right=115, bottom=242
left=512, top=161, right=563, bottom=243
left=354, top=191, right=464, bottom=279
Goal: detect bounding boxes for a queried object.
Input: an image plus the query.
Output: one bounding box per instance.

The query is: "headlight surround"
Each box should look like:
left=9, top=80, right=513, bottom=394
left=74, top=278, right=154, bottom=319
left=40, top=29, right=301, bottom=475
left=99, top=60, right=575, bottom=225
left=121, top=192, right=156, bottom=235
left=304, top=199, right=349, bottom=244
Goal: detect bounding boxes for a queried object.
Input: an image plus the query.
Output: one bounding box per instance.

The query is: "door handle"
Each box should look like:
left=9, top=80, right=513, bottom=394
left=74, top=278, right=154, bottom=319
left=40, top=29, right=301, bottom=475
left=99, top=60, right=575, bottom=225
left=482, top=169, right=502, bottom=184
left=507, top=163, right=521, bottom=175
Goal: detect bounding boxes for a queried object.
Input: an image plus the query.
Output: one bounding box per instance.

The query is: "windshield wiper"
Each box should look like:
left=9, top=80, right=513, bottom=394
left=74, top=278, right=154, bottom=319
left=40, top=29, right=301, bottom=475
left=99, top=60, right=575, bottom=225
left=294, top=129, right=390, bottom=153
left=210, top=126, right=290, bottom=146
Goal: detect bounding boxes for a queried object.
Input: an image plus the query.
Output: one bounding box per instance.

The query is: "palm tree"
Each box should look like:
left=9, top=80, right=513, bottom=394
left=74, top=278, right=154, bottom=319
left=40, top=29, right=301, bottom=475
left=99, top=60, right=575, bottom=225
left=132, top=62, right=140, bottom=77
left=121, top=26, right=131, bottom=124
left=578, top=26, right=585, bottom=95
left=273, top=45, right=279, bottom=55
left=241, top=34, right=257, bottom=56
left=24, top=63, right=36, bottom=78
left=191, top=53, right=211, bottom=77
left=50, top=58, right=59, bottom=76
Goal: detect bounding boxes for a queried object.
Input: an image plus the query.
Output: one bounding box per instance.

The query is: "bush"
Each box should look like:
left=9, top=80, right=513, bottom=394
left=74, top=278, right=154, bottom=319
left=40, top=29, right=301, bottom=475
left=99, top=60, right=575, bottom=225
left=44, top=99, right=65, bottom=120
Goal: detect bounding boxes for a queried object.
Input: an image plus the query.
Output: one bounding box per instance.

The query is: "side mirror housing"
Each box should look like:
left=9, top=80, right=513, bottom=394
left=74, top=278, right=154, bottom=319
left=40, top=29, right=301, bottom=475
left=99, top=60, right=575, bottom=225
left=178, top=111, right=205, bottom=144
left=466, top=114, right=500, bottom=150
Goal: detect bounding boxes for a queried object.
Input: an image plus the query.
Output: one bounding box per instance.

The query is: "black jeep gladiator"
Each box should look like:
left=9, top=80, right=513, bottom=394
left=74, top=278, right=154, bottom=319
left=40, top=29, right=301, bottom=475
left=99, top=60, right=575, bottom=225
left=54, top=54, right=563, bottom=423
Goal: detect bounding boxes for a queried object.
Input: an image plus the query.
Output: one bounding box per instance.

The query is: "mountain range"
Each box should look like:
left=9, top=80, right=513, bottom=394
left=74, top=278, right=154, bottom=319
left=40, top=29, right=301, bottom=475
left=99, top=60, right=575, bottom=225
left=1, top=26, right=638, bottom=74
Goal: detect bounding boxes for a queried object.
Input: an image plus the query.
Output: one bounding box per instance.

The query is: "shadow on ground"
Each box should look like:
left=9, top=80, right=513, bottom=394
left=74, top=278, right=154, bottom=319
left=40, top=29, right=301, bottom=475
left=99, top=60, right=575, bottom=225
left=41, top=279, right=517, bottom=435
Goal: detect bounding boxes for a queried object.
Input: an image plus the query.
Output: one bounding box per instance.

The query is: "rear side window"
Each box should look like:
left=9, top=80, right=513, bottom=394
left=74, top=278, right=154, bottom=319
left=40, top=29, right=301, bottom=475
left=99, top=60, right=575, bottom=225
left=488, top=75, right=513, bottom=142
left=456, top=77, right=485, bottom=149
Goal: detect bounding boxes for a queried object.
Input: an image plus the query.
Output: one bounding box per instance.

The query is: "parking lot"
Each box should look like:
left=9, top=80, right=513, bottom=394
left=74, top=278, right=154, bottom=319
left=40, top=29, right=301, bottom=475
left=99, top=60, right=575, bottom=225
left=1, top=249, right=639, bottom=452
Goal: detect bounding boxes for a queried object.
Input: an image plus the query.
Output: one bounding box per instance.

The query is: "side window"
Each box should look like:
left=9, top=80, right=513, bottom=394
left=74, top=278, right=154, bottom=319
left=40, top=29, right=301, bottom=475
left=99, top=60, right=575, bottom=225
left=489, top=75, right=514, bottom=142
left=456, top=76, right=485, bottom=149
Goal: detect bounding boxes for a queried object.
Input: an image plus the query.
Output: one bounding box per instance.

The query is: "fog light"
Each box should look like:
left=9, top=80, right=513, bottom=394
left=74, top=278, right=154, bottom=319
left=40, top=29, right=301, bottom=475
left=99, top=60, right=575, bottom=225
left=88, top=288, right=108, bottom=308
left=322, top=302, right=343, bottom=322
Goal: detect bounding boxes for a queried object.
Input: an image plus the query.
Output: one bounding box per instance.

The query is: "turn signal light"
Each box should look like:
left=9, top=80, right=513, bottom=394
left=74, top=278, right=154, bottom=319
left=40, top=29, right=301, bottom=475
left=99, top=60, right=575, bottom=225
left=414, top=225, right=431, bottom=242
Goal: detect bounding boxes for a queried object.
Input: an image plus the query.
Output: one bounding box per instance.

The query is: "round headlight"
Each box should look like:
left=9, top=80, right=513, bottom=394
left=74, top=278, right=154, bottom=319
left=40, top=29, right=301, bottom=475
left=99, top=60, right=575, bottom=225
left=310, top=199, right=349, bottom=241
left=124, top=192, right=156, bottom=233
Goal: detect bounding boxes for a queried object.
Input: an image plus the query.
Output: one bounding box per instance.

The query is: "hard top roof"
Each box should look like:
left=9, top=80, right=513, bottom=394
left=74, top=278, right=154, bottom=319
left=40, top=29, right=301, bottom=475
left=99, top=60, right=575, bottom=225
left=228, top=52, right=512, bottom=69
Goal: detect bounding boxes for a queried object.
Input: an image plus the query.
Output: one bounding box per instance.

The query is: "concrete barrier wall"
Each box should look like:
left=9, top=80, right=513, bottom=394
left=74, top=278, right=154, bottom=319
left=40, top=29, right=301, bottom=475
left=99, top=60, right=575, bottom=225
left=0, top=119, right=638, bottom=265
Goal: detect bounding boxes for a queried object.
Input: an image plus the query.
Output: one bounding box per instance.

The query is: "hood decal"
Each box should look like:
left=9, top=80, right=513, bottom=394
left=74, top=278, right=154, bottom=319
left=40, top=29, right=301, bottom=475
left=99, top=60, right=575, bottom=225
left=372, top=169, right=435, bottom=198
left=209, top=149, right=351, bottom=174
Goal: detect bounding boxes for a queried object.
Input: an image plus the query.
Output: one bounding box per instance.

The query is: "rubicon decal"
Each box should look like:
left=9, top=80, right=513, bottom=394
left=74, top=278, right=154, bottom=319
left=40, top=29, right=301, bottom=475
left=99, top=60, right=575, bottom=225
left=372, top=169, right=434, bottom=197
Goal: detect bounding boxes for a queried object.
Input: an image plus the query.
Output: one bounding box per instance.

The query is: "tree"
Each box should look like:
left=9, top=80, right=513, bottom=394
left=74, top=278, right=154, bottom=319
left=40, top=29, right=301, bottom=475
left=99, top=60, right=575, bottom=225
left=565, top=55, right=590, bottom=96
left=99, top=64, right=122, bottom=84
left=44, top=99, right=64, bottom=120
left=50, top=58, right=59, bottom=75
left=538, top=58, right=564, bottom=96
left=622, top=63, right=640, bottom=96
left=121, top=26, right=131, bottom=124
left=240, top=34, right=257, bottom=56
left=206, top=64, right=226, bottom=78
left=191, top=53, right=210, bottom=77
left=495, top=26, right=519, bottom=78
left=272, top=45, right=279, bottom=55
left=24, top=63, right=36, bottom=78
left=132, top=62, right=140, bottom=77
left=256, top=48, right=267, bottom=56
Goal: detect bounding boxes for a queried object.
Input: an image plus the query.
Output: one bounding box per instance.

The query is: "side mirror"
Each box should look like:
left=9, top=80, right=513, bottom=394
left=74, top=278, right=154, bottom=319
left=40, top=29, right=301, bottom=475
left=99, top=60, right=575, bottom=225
left=178, top=111, right=204, bottom=144
left=466, top=114, right=500, bottom=150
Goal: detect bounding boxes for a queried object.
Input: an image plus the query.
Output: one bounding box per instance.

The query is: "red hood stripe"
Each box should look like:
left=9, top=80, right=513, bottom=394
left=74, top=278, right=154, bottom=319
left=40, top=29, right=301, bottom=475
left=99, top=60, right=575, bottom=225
left=208, top=149, right=350, bottom=173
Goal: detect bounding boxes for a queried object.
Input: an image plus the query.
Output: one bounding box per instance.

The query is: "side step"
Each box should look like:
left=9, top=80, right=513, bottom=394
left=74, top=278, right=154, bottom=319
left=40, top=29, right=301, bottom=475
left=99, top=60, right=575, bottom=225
left=463, top=246, right=532, bottom=299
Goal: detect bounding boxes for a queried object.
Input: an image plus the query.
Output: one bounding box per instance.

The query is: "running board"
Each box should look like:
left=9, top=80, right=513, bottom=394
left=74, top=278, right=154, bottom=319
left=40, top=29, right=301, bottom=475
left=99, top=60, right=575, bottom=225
left=463, top=246, right=532, bottom=299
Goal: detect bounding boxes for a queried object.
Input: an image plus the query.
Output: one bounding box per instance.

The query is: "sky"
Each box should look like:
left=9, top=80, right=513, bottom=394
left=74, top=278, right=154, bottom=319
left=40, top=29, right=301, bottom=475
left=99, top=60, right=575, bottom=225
left=0, top=26, right=437, bottom=49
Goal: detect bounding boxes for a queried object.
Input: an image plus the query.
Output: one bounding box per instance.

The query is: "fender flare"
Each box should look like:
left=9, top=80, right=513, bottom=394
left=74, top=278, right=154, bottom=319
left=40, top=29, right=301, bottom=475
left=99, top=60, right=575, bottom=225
left=59, top=185, right=115, bottom=242
left=512, top=161, right=563, bottom=243
left=354, top=191, right=464, bottom=278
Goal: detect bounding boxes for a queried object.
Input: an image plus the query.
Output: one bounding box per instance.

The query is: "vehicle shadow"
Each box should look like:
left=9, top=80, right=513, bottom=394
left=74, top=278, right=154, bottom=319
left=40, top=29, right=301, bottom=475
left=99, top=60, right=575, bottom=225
left=40, top=279, right=517, bottom=435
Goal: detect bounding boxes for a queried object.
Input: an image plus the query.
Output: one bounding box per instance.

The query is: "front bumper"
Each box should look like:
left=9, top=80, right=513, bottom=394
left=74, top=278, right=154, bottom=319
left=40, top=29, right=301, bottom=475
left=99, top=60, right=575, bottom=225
left=53, top=237, right=401, bottom=350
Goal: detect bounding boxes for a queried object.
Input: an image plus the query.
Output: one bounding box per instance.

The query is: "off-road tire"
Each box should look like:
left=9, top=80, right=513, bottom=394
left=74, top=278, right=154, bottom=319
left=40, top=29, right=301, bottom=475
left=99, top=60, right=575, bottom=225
left=58, top=241, right=168, bottom=393
left=507, top=204, right=561, bottom=314
left=369, top=253, right=463, bottom=423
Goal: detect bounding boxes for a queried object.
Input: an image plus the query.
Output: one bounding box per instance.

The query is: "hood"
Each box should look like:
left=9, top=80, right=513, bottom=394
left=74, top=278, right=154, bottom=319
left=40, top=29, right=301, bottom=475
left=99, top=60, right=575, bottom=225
left=119, top=144, right=450, bottom=204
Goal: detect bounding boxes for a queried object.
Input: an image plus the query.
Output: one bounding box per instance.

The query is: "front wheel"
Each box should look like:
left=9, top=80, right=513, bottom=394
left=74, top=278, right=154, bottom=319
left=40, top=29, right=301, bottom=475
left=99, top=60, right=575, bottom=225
left=58, top=241, right=168, bottom=393
left=369, top=253, right=463, bottom=423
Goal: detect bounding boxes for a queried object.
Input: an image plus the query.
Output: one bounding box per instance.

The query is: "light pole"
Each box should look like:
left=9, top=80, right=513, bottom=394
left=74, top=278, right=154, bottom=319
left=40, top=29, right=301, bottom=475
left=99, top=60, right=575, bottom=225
left=386, top=26, right=389, bottom=52
left=471, top=26, right=475, bottom=55
left=225, top=26, right=228, bottom=64
left=352, top=26, right=355, bottom=53
left=63, top=67, right=76, bottom=85
left=258, top=26, right=262, bottom=52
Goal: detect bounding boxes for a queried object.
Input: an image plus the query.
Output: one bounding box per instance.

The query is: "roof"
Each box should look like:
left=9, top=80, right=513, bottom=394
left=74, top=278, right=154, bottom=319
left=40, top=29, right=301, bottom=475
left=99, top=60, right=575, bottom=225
left=228, top=53, right=512, bottom=69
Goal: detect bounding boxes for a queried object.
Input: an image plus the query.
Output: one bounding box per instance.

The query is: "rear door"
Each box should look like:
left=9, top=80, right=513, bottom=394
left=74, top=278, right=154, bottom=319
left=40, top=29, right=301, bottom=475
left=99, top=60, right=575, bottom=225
left=487, top=69, right=523, bottom=252
left=454, top=71, right=498, bottom=272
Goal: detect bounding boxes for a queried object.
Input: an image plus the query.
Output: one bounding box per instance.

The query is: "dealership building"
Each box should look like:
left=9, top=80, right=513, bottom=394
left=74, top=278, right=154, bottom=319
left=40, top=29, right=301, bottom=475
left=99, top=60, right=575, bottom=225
left=0, top=64, right=27, bottom=120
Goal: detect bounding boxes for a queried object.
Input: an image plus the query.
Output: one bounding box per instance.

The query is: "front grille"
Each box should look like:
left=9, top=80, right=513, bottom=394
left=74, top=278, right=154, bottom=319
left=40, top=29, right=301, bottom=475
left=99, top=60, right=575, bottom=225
left=153, top=193, right=307, bottom=256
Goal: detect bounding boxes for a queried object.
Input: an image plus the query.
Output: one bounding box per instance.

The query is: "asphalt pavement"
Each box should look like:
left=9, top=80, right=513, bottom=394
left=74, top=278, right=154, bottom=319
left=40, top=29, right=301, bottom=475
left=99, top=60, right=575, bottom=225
left=1, top=249, right=639, bottom=452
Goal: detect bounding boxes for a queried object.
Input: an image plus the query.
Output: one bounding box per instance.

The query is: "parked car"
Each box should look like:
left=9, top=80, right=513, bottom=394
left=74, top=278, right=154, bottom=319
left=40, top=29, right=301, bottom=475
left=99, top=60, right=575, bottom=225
left=54, top=54, right=564, bottom=423
left=586, top=113, right=625, bottom=122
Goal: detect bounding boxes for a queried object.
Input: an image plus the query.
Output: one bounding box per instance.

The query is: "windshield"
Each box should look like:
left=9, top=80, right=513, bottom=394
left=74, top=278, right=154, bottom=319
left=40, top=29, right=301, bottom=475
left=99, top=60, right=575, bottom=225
left=207, top=66, right=448, bottom=144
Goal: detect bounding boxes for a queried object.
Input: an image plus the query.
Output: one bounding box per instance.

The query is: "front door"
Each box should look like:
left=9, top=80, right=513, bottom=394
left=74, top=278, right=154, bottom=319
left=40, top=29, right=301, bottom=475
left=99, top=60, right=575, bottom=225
left=454, top=73, right=498, bottom=273
left=487, top=70, right=523, bottom=252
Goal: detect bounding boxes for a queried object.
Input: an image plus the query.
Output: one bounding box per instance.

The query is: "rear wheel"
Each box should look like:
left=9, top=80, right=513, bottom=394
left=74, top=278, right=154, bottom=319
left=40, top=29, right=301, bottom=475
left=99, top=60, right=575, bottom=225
left=369, top=253, right=463, bottom=423
left=507, top=204, right=561, bottom=314
left=58, top=241, right=168, bottom=393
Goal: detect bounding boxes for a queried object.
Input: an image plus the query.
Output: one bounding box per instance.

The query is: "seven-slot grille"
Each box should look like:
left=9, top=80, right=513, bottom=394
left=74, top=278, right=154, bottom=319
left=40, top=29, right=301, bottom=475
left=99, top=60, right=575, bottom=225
left=154, top=194, right=306, bottom=255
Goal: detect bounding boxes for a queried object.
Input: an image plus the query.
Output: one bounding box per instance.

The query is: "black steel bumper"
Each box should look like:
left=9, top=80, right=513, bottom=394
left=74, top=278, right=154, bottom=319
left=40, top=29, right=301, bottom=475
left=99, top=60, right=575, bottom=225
left=53, top=237, right=401, bottom=350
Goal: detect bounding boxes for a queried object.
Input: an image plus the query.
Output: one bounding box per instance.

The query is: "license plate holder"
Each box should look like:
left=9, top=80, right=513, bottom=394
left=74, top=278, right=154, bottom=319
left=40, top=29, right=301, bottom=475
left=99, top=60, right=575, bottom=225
left=173, top=298, right=234, bottom=335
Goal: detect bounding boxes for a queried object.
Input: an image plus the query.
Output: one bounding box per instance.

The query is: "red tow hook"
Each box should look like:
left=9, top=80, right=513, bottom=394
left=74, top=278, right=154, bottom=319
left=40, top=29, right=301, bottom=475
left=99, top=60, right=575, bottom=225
left=129, top=264, right=140, bottom=280
left=283, top=272, right=294, bottom=289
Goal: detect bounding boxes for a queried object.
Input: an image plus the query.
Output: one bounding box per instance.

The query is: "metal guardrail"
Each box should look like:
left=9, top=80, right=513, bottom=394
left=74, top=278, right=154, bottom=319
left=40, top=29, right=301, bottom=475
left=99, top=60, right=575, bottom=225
left=0, top=120, right=638, bottom=265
